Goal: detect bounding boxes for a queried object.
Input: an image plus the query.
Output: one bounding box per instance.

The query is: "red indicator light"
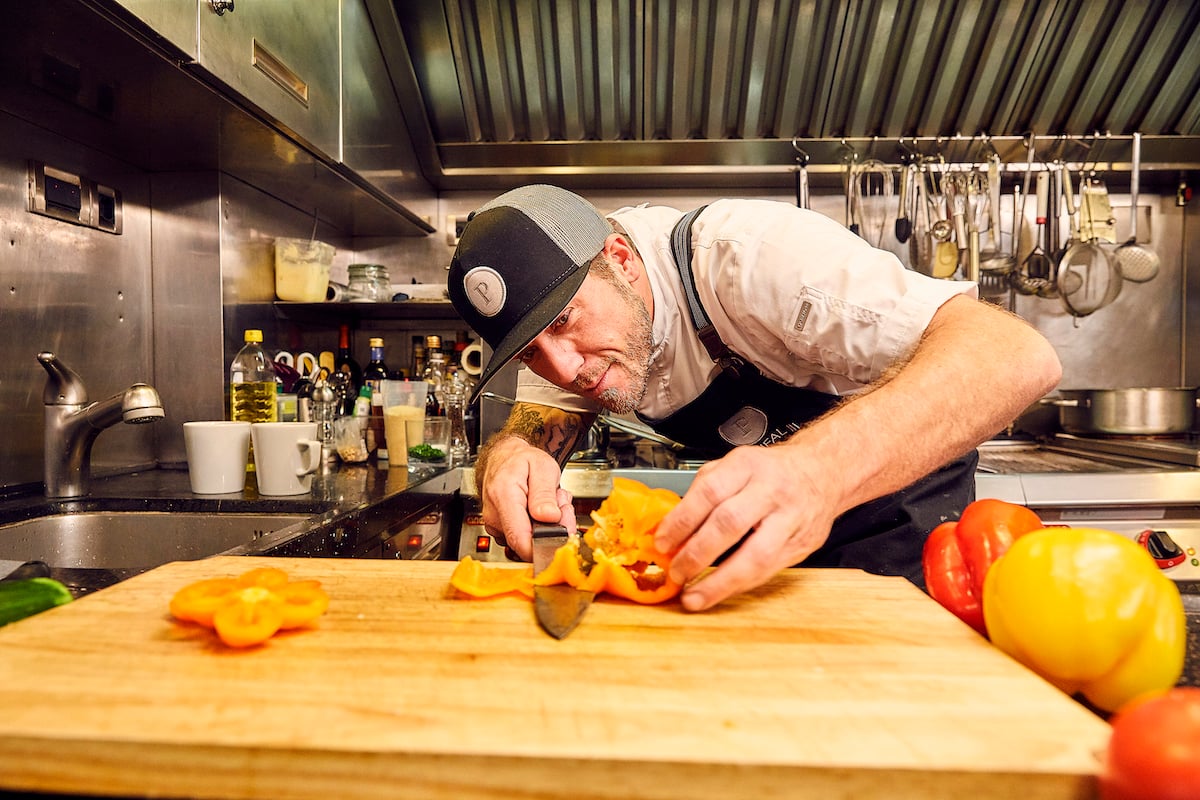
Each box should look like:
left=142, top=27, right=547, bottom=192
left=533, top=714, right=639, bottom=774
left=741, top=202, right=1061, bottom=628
left=406, top=534, right=423, bottom=549
left=475, top=535, right=491, bottom=552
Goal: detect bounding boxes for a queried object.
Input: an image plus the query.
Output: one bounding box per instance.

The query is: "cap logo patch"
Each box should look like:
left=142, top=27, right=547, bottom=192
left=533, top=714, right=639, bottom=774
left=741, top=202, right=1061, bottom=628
left=463, top=266, right=506, bottom=317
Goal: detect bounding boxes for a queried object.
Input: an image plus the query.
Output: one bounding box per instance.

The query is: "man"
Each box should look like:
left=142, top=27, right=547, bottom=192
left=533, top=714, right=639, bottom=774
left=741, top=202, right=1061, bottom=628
left=448, top=184, right=1061, bottom=612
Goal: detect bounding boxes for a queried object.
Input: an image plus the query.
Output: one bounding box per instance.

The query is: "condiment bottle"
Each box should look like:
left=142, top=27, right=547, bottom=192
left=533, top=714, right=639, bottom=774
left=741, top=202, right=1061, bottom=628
left=334, top=324, right=362, bottom=414
left=422, top=336, right=446, bottom=416
left=363, top=338, right=390, bottom=458
left=229, top=329, right=277, bottom=470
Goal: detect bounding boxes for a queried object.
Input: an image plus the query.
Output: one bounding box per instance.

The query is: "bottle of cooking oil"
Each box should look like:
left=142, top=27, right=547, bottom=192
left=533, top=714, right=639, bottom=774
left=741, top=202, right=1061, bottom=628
left=229, top=329, right=278, bottom=470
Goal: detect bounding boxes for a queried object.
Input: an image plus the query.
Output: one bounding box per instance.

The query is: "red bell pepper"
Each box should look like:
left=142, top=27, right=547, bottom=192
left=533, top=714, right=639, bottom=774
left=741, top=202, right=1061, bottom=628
left=922, top=498, right=1043, bottom=636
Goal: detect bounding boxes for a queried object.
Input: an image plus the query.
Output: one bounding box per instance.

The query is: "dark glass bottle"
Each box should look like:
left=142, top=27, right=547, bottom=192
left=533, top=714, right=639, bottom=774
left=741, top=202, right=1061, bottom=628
left=363, top=337, right=390, bottom=458
left=422, top=347, right=446, bottom=416
left=334, top=324, right=363, bottom=415
left=363, top=337, right=390, bottom=390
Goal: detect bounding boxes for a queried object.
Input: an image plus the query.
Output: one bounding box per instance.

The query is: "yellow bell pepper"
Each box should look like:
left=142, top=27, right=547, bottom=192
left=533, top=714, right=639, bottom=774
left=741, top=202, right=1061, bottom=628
left=982, top=527, right=1186, bottom=712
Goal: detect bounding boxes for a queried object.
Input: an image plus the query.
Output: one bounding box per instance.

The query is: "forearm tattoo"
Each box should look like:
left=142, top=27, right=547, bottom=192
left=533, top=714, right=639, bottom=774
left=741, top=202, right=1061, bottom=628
left=506, top=404, right=589, bottom=466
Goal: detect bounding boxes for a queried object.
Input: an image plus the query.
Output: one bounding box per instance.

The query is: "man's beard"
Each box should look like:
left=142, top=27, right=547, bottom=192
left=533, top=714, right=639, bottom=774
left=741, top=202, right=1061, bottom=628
left=572, top=278, right=654, bottom=415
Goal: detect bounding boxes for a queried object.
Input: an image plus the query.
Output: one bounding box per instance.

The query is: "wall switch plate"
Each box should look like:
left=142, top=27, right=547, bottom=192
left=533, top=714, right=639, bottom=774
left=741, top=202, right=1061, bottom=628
left=27, top=161, right=122, bottom=234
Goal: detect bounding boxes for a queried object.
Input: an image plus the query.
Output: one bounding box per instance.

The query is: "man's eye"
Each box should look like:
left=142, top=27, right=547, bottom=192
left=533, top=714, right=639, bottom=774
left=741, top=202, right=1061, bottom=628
left=552, top=310, right=571, bottom=329
left=517, top=348, right=536, bottom=364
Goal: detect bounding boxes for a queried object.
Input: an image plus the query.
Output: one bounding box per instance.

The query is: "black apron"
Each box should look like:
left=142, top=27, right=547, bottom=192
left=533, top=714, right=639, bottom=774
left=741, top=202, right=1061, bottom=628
left=637, top=207, right=978, bottom=588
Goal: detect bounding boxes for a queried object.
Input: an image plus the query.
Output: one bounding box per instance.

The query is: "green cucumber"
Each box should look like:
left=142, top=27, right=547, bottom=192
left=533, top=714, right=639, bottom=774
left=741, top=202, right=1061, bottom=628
left=0, top=577, right=73, bottom=627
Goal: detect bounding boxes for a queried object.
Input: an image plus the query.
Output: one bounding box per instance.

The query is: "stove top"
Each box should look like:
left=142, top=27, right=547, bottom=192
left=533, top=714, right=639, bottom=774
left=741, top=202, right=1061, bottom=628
left=1051, top=433, right=1200, bottom=468
left=976, top=438, right=1190, bottom=474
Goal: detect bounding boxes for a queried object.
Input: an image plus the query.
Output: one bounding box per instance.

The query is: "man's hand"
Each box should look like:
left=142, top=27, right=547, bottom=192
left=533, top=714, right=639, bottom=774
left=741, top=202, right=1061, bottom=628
left=477, top=436, right=578, bottom=561
left=655, top=294, right=1062, bottom=612
left=654, top=444, right=836, bottom=612
left=474, top=402, right=595, bottom=560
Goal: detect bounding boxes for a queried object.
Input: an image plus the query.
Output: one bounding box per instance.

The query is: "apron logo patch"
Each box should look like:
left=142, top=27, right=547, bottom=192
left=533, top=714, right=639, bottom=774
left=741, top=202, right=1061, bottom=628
left=793, top=300, right=813, bottom=333
left=718, top=406, right=768, bottom=447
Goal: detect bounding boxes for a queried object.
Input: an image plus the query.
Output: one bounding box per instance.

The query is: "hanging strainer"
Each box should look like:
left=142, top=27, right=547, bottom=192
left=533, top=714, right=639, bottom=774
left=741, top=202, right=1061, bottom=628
left=1057, top=221, right=1122, bottom=318
left=1114, top=132, right=1160, bottom=282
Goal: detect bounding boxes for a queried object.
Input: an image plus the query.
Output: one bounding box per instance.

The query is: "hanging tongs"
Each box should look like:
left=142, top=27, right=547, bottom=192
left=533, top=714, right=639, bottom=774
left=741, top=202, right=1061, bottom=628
left=856, top=159, right=894, bottom=247
left=792, top=137, right=810, bottom=210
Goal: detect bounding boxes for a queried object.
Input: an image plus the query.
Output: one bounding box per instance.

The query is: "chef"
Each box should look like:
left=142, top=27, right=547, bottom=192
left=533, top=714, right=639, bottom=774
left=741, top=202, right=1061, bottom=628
left=447, top=184, right=1061, bottom=612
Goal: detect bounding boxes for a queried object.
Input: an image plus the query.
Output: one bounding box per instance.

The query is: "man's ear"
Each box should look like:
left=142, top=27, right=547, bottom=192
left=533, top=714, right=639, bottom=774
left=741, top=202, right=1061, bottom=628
left=602, top=233, right=641, bottom=281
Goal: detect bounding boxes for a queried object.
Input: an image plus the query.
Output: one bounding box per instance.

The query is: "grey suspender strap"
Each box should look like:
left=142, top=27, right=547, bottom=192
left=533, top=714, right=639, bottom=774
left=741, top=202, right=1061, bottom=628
left=669, top=206, right=748, bottom=378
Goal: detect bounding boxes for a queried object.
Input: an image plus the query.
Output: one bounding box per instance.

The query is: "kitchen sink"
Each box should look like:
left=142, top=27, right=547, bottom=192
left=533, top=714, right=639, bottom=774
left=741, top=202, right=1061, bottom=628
left=0, top=512, right=310, bottom=571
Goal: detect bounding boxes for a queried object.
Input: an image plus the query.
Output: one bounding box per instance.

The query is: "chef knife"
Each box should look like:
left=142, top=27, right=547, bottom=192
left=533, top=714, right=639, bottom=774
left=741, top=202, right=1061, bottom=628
left=532, top=523, right=594, bottom=639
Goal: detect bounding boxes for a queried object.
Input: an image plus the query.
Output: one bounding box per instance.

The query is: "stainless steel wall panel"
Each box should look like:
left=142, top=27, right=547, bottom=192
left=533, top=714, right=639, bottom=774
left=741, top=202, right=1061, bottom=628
left=149, top=172, right=224, bottom=468
left=0, top=113, right=156, bottom=491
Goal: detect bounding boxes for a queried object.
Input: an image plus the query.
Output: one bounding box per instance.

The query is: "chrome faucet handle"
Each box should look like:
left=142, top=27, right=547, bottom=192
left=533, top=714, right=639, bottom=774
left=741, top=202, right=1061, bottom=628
left=37, top=352, right=89, bottom=405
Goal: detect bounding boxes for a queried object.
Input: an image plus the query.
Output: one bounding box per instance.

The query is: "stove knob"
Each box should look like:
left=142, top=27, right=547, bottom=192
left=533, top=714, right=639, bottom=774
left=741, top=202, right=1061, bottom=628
left=1136, top=529, right=1187, bottom=569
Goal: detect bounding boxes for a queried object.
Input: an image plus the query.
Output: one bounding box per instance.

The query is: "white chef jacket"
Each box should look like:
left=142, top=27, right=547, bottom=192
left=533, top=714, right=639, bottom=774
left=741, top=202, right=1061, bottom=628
left=516, top=199, right=977, bottom=423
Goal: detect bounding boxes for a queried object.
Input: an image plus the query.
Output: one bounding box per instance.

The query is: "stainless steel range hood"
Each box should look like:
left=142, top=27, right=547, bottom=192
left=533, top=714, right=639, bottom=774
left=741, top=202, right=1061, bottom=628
left=384, top=0, right=1200, bottom=191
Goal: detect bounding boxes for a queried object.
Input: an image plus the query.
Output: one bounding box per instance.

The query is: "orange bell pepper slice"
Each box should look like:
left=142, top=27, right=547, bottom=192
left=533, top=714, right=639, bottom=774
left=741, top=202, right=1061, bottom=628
left=169, top=567, right=330, bottom=647
left=589, top=549, right=679, bottom=604
left=276, top=579, right=332, bottom=629
left=450, top=557, right=535, bottom=598
left=168, top=577, right=241, bottom=627
left=532, top=538, right=608, bottom=593
left=212, top=586, right=285, bottom=648
left=235, top=566, right=291, bottom=590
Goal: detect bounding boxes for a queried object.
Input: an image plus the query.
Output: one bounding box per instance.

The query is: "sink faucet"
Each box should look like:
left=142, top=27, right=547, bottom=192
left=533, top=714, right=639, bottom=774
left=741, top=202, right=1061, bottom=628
left=38, top=351, right=164, bottom=498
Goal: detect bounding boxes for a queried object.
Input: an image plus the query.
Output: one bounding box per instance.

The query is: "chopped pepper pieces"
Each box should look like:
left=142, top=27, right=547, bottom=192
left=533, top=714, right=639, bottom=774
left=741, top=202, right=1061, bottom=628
left=452, top=478, right=685, bottom=606
left=169, top=567, right=330, bottom=648
left=449, top=557, right=535, bottom=598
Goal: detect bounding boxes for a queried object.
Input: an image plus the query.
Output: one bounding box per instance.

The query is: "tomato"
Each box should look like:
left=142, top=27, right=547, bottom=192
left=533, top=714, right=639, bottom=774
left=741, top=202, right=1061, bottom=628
left=923, top=521, right=983, bottom=633
left=922, top=499, right=1043, bottom=636
left=955, top=499, right=1043, bottom=587
left=1101, top=687, right=1200, bottom=800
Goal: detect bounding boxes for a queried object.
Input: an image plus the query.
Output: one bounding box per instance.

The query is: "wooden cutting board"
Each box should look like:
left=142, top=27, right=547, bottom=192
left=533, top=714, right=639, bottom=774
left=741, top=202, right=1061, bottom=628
left=0, top=557, right=1109, bottom=800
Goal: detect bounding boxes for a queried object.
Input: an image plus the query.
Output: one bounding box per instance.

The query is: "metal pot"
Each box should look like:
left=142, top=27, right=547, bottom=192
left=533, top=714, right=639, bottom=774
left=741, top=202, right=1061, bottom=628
left=1042, top=388, right=1200, bottom=436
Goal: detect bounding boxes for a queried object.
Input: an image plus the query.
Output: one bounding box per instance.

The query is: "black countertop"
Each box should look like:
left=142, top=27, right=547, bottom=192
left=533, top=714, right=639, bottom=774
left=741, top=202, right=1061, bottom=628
left=0, top=460, right=460, bottom=596
left=0, top=460, right=443, bottom=522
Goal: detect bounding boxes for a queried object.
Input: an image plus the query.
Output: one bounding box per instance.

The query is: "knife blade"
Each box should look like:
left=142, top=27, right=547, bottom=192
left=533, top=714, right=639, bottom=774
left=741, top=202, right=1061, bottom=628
left=532, top=523, right=594, bottom=639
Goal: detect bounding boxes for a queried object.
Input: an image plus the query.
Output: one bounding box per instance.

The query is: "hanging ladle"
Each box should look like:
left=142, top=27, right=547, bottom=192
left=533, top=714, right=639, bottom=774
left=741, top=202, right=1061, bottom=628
left=1114, top=132, right=1160, bottom=282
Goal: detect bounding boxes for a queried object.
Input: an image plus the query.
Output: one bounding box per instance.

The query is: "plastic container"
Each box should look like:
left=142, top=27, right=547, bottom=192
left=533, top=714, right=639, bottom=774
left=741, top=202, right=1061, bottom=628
left=274, top=237, right=334, bottom=302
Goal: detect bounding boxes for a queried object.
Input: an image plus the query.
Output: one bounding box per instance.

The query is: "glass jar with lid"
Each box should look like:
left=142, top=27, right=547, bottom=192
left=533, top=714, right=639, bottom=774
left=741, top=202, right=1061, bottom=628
left=345, top=263, right=391, bottom=302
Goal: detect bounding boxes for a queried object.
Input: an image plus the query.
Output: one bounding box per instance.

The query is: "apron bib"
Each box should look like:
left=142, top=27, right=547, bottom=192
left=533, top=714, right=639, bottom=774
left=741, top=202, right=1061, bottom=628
left=637, top=207, right=978, bottom=587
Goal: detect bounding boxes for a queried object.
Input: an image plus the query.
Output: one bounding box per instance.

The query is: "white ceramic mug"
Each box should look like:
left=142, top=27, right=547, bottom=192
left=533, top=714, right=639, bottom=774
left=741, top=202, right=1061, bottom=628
left=183, top=421, right=251, bottom=494
left=250, top=422, right=322, bottom=496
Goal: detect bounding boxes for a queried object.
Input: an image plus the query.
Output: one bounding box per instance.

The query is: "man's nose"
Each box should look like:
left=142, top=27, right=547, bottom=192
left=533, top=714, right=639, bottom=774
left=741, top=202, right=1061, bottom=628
left=535, top=339, right=584, bottom=385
